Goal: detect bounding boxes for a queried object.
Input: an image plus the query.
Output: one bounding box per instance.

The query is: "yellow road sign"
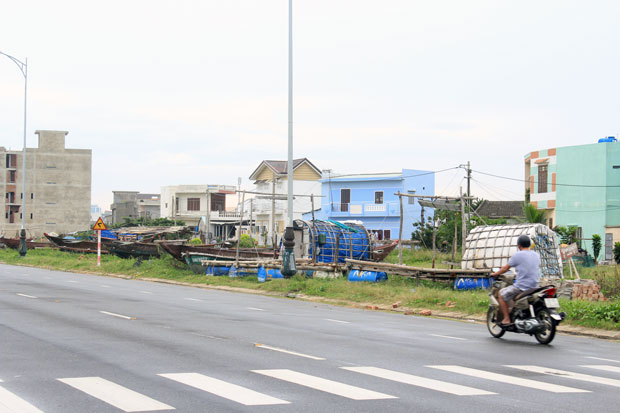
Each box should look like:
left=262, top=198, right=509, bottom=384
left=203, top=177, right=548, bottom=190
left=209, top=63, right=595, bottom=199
left=92, top=217, right=107, bottom=231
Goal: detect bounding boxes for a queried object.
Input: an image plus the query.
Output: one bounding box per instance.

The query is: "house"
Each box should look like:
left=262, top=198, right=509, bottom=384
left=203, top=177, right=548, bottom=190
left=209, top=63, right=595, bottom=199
left=303, top=169, right=435, bottom=240
left=0, top=130, right=91, bottom=238
left=249, top=158, right=322, bottom=246
left=525, top=137, right=620, bottom=259
left=160, top=184, right=244, bottom=240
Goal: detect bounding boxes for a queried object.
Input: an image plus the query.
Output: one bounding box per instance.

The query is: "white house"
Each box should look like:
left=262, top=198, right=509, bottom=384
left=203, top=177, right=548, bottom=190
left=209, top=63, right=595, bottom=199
left=248, top=158, right=322, bottom=246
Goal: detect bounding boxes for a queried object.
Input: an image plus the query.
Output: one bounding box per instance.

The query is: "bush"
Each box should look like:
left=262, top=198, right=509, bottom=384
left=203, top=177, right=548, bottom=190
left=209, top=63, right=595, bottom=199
left=592, top=234, right=601, bottom=262
left=562, top=300, right=620, bottom=324
left=614, top=242, right=620, bottom=264
left=239, top=234, right=256, bottom=248
left=188, top=237, right=202, bottom=245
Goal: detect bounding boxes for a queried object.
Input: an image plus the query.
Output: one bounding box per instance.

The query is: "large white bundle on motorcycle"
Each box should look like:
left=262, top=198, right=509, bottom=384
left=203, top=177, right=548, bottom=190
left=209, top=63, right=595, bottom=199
left=461, top=223, right=563, bottom=278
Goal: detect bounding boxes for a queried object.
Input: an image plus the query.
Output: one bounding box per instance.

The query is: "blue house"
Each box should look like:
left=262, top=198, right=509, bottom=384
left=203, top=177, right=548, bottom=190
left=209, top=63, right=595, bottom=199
left=303, top=169, right=435, bottom=240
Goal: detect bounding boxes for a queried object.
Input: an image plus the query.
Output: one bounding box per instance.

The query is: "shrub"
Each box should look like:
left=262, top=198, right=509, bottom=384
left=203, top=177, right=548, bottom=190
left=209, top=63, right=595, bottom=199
left=188, top=237, right=202, bottom=245
left=614, top=242, right=620, bottom=264
left=592, top=234, right=601, bottom=262
left=239, top=234, right=256, bottom=248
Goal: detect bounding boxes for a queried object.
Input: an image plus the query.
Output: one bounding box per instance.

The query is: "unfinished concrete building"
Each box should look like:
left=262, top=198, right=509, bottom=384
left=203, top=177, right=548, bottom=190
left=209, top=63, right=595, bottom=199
left=0, top=130, right=92, bottom=238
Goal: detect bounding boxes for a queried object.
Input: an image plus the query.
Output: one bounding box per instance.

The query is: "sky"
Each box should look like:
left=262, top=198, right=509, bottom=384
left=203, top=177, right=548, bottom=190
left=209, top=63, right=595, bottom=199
left=1, top=0, right=619, bottom=210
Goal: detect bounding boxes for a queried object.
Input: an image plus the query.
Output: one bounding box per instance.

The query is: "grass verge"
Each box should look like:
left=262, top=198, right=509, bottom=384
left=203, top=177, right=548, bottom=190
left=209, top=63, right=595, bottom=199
left=0, top=248, right=618, bottom=332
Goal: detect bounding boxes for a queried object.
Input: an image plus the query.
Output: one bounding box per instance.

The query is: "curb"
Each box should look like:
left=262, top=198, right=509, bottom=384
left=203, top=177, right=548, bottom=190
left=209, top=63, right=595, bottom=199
left=1, top=260, right=618, bottom=342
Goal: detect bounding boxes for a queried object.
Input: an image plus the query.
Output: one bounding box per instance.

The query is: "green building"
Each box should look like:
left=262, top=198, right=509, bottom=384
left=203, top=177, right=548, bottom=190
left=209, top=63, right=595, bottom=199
left=525, top=139, right=620, bottom=260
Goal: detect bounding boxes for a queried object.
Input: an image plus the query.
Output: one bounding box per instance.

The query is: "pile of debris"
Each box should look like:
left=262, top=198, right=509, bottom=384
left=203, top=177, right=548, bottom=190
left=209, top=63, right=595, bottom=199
left=551, top=279, right=606, bottom=302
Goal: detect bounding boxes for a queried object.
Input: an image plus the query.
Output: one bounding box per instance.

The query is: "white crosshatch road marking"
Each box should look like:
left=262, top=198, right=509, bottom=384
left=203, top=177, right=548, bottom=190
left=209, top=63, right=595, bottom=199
left=58, top=377, right=173, bottom=412
left=429, top=366, right=588, bottom=393
left=507, top=365, right=620, bottom=387
left=252, top=369, right=397, bottom=400
left=343, top=366, right=495, bottom=396
left=0, top=382, right=44, bottom=413
left=159, top=373, right=289, bottom=406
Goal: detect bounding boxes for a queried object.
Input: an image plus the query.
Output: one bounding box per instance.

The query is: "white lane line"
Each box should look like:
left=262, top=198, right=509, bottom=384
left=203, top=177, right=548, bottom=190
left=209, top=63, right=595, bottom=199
left=586, top=356, right=620, bottom=364
left=66, top=280, right=78, bottom=283
left=255, top=344, right=325, bottom=360
left=0, top=384, right=44, bottom=413
left=429, top=366, right=588, bottom=393
left=343, top=366, right=494, bottom=396
left=508, top=365, right=620, bottom=388
left=160, top=373, right=288, bottom=406
left=44, top=277, right=52, bottom=280
left=324, top=318, right=350, bottom=324
left=252, top=369, right=396, bottom=400
left=582, top=365, right=620, bottom=374
left=246, top=307, right=265, bottom=311
left=429, top=334, right=467, bottom=341
left=140, top=291, right=153, bottom=295
left=16, top=293, right=37, bottom=299
left=184, top=298, right=203, bottom=302
left=100, top=311, right=135, bottom=320
left=100, top=285, right=110, bottom=288
left=58, top=377, right=173, bottom=412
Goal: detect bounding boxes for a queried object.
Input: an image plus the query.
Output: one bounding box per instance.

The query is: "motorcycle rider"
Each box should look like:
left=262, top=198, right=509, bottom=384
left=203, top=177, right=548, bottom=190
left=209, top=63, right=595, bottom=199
left=491, top=235, right=541, bottom=326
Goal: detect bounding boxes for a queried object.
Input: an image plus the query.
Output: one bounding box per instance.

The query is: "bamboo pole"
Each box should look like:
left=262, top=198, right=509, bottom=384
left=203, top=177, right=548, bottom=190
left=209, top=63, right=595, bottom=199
left=398, top=192, right=403, bottom=265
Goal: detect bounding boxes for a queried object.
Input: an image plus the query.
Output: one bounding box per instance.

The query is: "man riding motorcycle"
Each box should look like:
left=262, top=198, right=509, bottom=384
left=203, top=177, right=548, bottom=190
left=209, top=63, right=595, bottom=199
left=490, top=235, right=540, bottom=327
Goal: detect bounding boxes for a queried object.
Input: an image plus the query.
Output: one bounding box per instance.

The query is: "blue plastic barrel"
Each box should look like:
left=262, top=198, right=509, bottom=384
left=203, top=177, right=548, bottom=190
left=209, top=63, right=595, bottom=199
left=348, top=269, right=388, bottom=282
left=206, top=265, right=231, bottom=276
left=257, top=266, right=284, bottom=282
left=454, top=277, right=490, bottom=290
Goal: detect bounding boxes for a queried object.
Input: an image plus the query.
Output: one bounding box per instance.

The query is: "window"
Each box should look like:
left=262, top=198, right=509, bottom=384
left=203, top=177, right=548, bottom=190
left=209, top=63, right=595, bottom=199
left=30, top=213, right=32, bottom=219
left=30, top=193, right=33, bottom=199
left=175, top=197, right=179, bottom=212
left=211, top=193, right=226, bottom=211
left=187, top=198, right=200, bottom=211
left=374, top=191, right=384, bottom=204
left=165, top=202, right=168, bottom=208
left=538, top=165, right=548, bottom=193
left=340, top=189, right=350, bottom=212
left=407, top=190, right=416, bottom=204
left=5, top=154, right=16, bottom=168
left=384, top=229, right=391, bottom=240
left=8, top=170, right=15, bottom=183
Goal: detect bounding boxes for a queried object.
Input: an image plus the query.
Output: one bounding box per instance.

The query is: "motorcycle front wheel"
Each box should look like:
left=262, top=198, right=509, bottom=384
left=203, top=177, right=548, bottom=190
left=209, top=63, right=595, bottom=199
left=487, top=307, right=505, bottom=338
left=534, top=309, right=556, bottom=345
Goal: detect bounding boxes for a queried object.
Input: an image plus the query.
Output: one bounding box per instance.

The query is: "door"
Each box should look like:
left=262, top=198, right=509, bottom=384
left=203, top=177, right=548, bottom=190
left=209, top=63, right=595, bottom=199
left=383, top=229, right=391, bottom=240
left=340, top=189, right=350, bottom=212
left=605, top=233, right=613, bottom=261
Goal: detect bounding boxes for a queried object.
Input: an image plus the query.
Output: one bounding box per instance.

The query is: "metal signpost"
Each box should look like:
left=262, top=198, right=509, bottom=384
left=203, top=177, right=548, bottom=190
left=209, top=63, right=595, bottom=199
left=92, top=217, right=107, bottom=267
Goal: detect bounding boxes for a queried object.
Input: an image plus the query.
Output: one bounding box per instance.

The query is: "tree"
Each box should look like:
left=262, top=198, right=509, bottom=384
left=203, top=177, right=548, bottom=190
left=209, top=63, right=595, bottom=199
left=553, top=225, right=579, bottom=245
left=592, top=234, right=602, bottom=262
left=613, top=242, right=620, bottom=264
left=523, top=203, right=545, bottom=224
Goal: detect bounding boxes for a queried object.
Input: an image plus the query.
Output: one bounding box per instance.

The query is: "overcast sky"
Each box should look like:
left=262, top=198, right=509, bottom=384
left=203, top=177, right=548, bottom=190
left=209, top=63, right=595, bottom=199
left=2, top=0, right=619, bottom=210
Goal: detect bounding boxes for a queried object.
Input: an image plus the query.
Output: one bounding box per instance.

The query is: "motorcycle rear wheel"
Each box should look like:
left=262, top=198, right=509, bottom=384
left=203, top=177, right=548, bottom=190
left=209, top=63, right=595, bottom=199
left=487, top=307, right=505, bottom=338
left=534, top=309, right=556, bottom=345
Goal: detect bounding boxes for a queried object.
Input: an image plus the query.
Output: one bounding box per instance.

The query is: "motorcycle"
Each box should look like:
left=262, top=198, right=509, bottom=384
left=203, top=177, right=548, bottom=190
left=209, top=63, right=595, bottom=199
left=487, top=273, right=566, bottom=344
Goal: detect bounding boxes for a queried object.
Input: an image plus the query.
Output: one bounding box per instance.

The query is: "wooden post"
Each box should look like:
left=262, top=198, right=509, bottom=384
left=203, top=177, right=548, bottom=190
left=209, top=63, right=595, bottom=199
left=205, top=187, right=210, bottom=243
left=398, top=192, right=403, bottom=265
left=460, top=187, right=466, bottom=253
left=432, top=221, right=437, bottom=268
left=311, top=194, right=315, bottom=222
left=249, top=198, right=253, bottom=240
left=349, top=235, right=353, bottom=259
left=271, top=178, right=276, bottom=250
left=451, top=216, right=457, bottom=269
left=235, top=191, right=245, bottom=267
left=311, top=194, right=317, bottom=263
left=335, top=234, right=340, bottom=264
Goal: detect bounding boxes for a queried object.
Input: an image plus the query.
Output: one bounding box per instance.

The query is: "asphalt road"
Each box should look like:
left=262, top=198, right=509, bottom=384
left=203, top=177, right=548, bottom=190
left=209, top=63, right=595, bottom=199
left=1, top=263, right=619, bottom=413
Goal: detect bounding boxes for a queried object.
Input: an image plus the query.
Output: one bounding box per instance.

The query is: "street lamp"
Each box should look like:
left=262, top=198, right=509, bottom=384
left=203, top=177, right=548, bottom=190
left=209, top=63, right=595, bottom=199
left=281, top=0, right=297, bottom=276
left=0, top=51, right=28, bottom=256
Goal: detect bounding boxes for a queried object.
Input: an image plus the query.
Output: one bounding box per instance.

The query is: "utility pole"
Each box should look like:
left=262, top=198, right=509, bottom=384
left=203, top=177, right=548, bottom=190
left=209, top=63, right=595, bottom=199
left=235, top=191, right=245, bottom=267
left=205, top=187, right=211, bottom=243
left=466, top=161, right=471, bottom=197
left=249, top=198, right=253, bottom=239
left=460, top=187, right=466, bottom=253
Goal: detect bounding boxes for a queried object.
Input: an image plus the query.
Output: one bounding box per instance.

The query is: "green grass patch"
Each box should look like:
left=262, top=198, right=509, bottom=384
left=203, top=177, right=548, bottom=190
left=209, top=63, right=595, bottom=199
left=1, top=247, right=619, bottom=331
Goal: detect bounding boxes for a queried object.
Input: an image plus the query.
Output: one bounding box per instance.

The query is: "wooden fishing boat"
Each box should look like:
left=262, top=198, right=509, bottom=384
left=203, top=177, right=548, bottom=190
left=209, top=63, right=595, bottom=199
left=44, top=233, right=106, bottom=253
left=370, top=240, right=400, bottom=262
left=106, top=241, right=160, bottom=259
left=0, top=236, right=53, bottom=250
left=181, top=247, right=279, bottom=274
left=161, top=243, right=275, bottom=263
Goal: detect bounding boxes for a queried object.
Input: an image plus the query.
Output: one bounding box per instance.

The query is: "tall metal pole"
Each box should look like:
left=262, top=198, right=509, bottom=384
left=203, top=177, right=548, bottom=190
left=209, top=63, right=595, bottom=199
left=282, top=0, right=297, bottom=276
left=0, top=51, right=28, bottom=256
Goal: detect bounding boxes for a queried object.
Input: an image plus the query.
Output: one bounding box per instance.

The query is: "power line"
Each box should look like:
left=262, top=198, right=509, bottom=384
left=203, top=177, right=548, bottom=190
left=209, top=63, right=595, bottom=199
left=325, top=166, right=460, bottom=180
left=473, top=169, right=620, bottom=188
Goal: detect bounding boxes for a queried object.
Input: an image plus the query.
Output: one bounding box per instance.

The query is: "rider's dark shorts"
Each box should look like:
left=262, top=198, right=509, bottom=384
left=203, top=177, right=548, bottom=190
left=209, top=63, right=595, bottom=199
left=500, top=285, right=523, bottom=302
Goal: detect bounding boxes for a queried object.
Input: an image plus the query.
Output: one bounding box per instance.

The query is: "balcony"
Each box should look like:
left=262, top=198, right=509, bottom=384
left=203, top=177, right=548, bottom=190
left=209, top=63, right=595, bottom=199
left=329, top=202, right=399, bottom=217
